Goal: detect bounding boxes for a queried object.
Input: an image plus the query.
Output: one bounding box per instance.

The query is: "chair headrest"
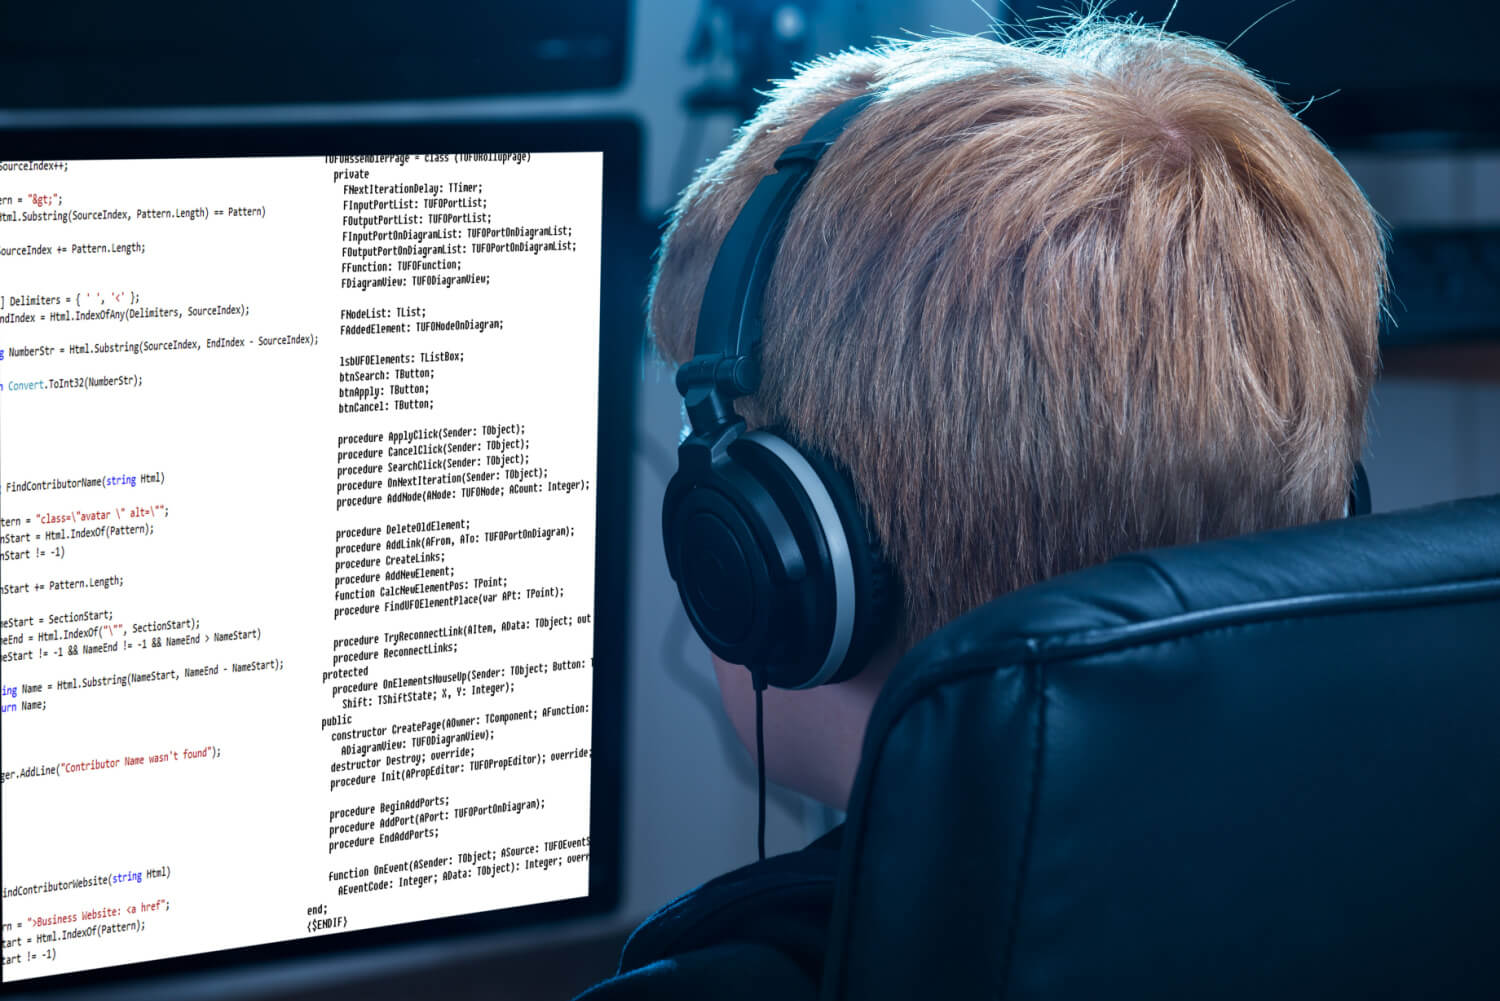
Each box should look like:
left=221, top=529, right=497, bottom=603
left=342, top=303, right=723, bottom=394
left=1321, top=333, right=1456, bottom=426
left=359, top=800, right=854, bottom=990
left=824, top=495, right=1500, bottom=1000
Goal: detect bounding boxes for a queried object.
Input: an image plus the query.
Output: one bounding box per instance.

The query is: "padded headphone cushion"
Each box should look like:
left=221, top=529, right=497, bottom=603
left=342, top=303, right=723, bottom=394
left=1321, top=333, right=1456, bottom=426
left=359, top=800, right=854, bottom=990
left=764, top=424, right=900, bottom=683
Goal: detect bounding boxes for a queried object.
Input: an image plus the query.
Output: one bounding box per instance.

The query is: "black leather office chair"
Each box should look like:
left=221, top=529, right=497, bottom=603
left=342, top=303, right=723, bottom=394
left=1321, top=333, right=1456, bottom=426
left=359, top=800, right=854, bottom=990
left=823, top=494, right=1500, bottom=999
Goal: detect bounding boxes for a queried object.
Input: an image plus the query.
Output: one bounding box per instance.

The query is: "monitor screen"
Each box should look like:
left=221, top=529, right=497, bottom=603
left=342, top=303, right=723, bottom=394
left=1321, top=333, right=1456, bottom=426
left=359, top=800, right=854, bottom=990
left=0, top=119, right=638, bottom=994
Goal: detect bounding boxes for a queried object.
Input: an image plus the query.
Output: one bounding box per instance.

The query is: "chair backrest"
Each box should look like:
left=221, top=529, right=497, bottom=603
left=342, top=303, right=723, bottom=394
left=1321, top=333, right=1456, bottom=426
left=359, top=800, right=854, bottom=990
left=822, top=494, right=1500, bottom=1000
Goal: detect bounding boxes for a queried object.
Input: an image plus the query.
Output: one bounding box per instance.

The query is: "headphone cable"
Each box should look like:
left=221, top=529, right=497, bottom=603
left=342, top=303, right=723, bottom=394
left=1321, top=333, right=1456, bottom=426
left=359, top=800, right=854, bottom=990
left=753, top=666, right=767, bottom=862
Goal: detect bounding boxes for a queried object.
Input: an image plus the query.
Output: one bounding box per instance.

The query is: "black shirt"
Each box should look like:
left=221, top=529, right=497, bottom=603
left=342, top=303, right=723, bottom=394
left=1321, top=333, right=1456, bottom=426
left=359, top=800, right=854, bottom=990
left=572, top=823, right=845, bottom=1000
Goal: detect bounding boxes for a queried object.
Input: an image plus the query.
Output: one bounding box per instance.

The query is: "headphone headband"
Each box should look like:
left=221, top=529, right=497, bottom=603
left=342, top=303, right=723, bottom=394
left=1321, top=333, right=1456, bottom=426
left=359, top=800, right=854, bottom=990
left=682, top=94, right=877, bottom=404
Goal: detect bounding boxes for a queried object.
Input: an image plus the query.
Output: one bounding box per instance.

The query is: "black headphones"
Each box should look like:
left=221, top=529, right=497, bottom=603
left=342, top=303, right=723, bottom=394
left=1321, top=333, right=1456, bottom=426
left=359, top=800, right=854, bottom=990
left=661, top=93, right=1374, bottom=691
left=660, top=93, right=897, bottom=691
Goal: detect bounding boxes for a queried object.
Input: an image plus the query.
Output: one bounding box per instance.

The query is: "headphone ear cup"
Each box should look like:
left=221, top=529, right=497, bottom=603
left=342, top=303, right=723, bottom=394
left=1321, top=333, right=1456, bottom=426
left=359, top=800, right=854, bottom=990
left=663, top=426, right=845, bottom=689
left=764, top=425, right=900, bottom=684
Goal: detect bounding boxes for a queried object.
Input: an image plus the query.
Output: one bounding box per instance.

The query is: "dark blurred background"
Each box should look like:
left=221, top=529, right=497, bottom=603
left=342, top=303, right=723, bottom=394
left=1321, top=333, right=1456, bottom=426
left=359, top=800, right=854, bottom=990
left=3, top=2, right=1496, bottom=998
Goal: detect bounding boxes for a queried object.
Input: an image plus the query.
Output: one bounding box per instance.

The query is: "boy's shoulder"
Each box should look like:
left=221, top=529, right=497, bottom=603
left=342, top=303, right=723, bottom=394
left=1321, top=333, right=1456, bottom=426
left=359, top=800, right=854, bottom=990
left=573, top=824, right=845, bottom=1000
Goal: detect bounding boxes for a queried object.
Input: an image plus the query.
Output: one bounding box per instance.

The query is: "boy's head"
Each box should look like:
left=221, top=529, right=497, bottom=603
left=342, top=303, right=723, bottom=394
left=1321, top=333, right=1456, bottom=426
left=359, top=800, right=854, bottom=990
left=651, top=18, right=1387, bottom=808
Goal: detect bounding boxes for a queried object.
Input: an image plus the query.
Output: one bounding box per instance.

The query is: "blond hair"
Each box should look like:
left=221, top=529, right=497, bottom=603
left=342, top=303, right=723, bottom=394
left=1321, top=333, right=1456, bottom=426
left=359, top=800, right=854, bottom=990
left=648, top=18, right=1387, bottom=652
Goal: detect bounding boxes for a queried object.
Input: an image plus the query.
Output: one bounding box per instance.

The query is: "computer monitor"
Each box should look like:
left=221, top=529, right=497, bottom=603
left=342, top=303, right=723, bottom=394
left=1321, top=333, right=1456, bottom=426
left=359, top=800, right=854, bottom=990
left=0, top=118, right=640, bottom=996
